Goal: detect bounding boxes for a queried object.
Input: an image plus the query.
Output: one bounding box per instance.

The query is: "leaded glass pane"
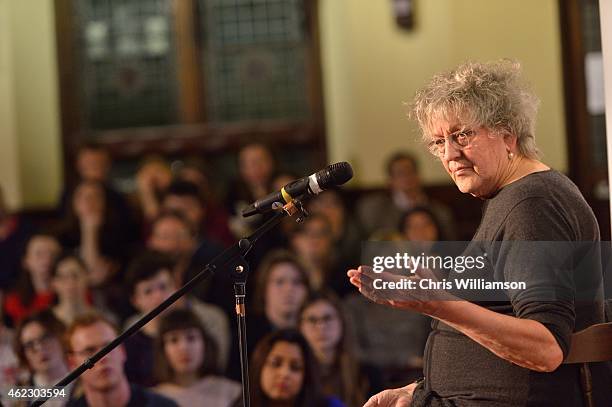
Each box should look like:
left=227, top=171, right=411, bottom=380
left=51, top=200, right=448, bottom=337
left=200, top=0, right=311, bottom=122
left=75, top=0, right=179, bottom=131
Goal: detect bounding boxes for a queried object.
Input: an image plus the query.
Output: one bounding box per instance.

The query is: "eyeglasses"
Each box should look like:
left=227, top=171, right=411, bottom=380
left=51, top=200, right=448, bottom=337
left=427, top=129, right=476, bottom=156
left=22, top=333, right=54, bottom=353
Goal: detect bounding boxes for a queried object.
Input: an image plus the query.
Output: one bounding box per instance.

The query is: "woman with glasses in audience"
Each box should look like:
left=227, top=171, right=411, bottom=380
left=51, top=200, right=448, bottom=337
left=154, top=308, right=240, bottom=407
left=299, top=291, right=367, bottom=406
left=14, top=310, right=72, bottom=406
left=248, top=329, right=344, bottom=407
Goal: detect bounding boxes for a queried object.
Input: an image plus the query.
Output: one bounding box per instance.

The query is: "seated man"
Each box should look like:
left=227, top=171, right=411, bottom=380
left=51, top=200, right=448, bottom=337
left=123, top=251, right=229, bottom=386
left=65, top=313, right=176, bottom=407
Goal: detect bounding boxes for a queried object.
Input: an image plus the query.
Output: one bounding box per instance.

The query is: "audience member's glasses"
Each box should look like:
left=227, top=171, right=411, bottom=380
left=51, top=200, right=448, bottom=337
left=427, top=129, right=476, bottom=156
left=70, top=342, right=112, bottom=359
left=302, top=313, right=337, bottom=326
left=22, top=333, right=54, bottom=353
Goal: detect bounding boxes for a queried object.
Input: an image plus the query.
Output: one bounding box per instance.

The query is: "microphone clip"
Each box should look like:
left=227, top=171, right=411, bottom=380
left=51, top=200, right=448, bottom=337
left=279, top=197, right=309, bottom=223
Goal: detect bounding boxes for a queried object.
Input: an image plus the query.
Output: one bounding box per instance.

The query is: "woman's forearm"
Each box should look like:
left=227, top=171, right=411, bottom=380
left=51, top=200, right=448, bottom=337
left=431, top=301, right=564, bottom=372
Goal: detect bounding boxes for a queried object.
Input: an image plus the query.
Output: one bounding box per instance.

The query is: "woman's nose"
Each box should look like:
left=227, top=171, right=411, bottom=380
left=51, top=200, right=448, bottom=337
left=442, top=138, right=462, bottom=161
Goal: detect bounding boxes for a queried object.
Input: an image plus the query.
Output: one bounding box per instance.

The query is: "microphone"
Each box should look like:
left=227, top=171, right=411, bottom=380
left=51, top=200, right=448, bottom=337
left=242, top=162, right=353, bottom=217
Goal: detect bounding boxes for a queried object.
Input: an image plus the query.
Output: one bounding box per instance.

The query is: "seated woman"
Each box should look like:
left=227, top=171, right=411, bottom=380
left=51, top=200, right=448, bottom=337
left=3, top=233, right=61, bottom=326
left=50, top=253, right=100, bottom=326
left=14, top=310, right=72, bottom=406
left=56, top=180, right=133, bottom=320
left=249, top=250, right=311, bottom=347
left=56, top=180, right=128, bottom=286
left=154, top=308, right=240, bottom=407
left=226, top=250, right=311, bottom=381
left=299, top=291, right=369, bottom=406
left=249, top=329, right=344, bottom=407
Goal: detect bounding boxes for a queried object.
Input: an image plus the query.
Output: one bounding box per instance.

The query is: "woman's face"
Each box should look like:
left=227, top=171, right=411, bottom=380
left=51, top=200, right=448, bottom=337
left=404, top=212, right=439, bottom=242
left=52, top=257, right=88, bottom=301
left=23, top=236, right=61, bottom=283
left=432, top=119, right=512, bottom=198
left=239, top=145, right=274, bottom=187
left=20, top=322, right=65, bottom=374
left=300, top=300, right=342, bottom=355
left=260, top=341, right=304, bottom=401
left=265, top=263, right=308, bottom=319
left=163, top=328, right=205, bottom=377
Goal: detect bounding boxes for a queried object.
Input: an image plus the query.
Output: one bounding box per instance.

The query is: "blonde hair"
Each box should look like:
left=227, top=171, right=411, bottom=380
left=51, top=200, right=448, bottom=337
left=411, top=60, right=541, bottom=159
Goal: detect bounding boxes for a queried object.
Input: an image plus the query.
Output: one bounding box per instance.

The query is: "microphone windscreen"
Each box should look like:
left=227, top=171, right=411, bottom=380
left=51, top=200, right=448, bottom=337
left=316, top=162, right=353, bottom=189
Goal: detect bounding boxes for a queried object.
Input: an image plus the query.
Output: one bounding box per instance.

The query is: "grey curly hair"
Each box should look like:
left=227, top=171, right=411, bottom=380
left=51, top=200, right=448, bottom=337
left=411, top=60, right=541, bottom=159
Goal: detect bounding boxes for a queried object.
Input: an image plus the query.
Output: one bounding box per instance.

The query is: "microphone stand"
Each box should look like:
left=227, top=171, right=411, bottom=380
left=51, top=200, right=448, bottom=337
left=31, top=199, right=309, bottom=407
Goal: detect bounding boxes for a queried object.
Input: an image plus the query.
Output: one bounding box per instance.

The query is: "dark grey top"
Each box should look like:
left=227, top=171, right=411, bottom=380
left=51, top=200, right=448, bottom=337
left=414, top=170, right=609, bottom=406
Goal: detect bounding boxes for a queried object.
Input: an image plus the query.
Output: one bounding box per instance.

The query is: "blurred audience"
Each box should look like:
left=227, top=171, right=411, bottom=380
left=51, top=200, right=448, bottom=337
left=15, top=310, right=71, bottom=406
left=248, top=329, right=344, bottom=407
left=356, top=151, right=455, bottom=239
left=154, top=309, right=240, bottom=407
left=123, top=251, right=229, bottom=386
left=56, top=180, right=127, bottom=287
left=299, top=291, right=369, bottom=406
left=3, top=233, right=61, bottom=326
left=59, top=144, right=135, bottom=234
left=65, top=313, right=177, bottom=406
left=1, top=142, right=469, bottom=402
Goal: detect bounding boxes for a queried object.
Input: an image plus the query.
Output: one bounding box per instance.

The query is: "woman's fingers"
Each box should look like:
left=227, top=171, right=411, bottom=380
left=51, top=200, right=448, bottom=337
left=347, top=268, right=362, bottom=289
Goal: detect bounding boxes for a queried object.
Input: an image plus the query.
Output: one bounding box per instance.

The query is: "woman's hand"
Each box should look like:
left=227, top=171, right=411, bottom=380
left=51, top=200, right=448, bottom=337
left=347, top=265, right=454, bottom=316
left=363, top=382, right=417, bottom=407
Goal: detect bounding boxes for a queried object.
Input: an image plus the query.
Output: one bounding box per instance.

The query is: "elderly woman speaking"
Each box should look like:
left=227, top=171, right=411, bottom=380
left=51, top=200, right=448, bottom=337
left=348, top=60, right=609, bottom=406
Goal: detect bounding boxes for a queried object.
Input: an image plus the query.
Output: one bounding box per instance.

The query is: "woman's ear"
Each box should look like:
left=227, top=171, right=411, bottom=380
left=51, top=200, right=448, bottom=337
left=503, top=132, right=518, bottom=153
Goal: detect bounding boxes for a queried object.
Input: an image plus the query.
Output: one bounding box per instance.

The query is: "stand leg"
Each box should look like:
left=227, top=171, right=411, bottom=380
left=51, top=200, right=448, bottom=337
left=234, top=281, right=250, bottom=407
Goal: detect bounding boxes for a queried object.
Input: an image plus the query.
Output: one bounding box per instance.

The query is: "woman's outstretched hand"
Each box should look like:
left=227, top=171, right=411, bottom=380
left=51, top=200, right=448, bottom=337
left=347, top=265, right=454, bottom=316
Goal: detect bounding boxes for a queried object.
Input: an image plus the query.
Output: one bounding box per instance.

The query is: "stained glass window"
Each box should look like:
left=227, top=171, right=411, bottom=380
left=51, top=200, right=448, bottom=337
left=75, top=0, right=179, bottom=130
left=200, top=0, right=311, bottom=122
